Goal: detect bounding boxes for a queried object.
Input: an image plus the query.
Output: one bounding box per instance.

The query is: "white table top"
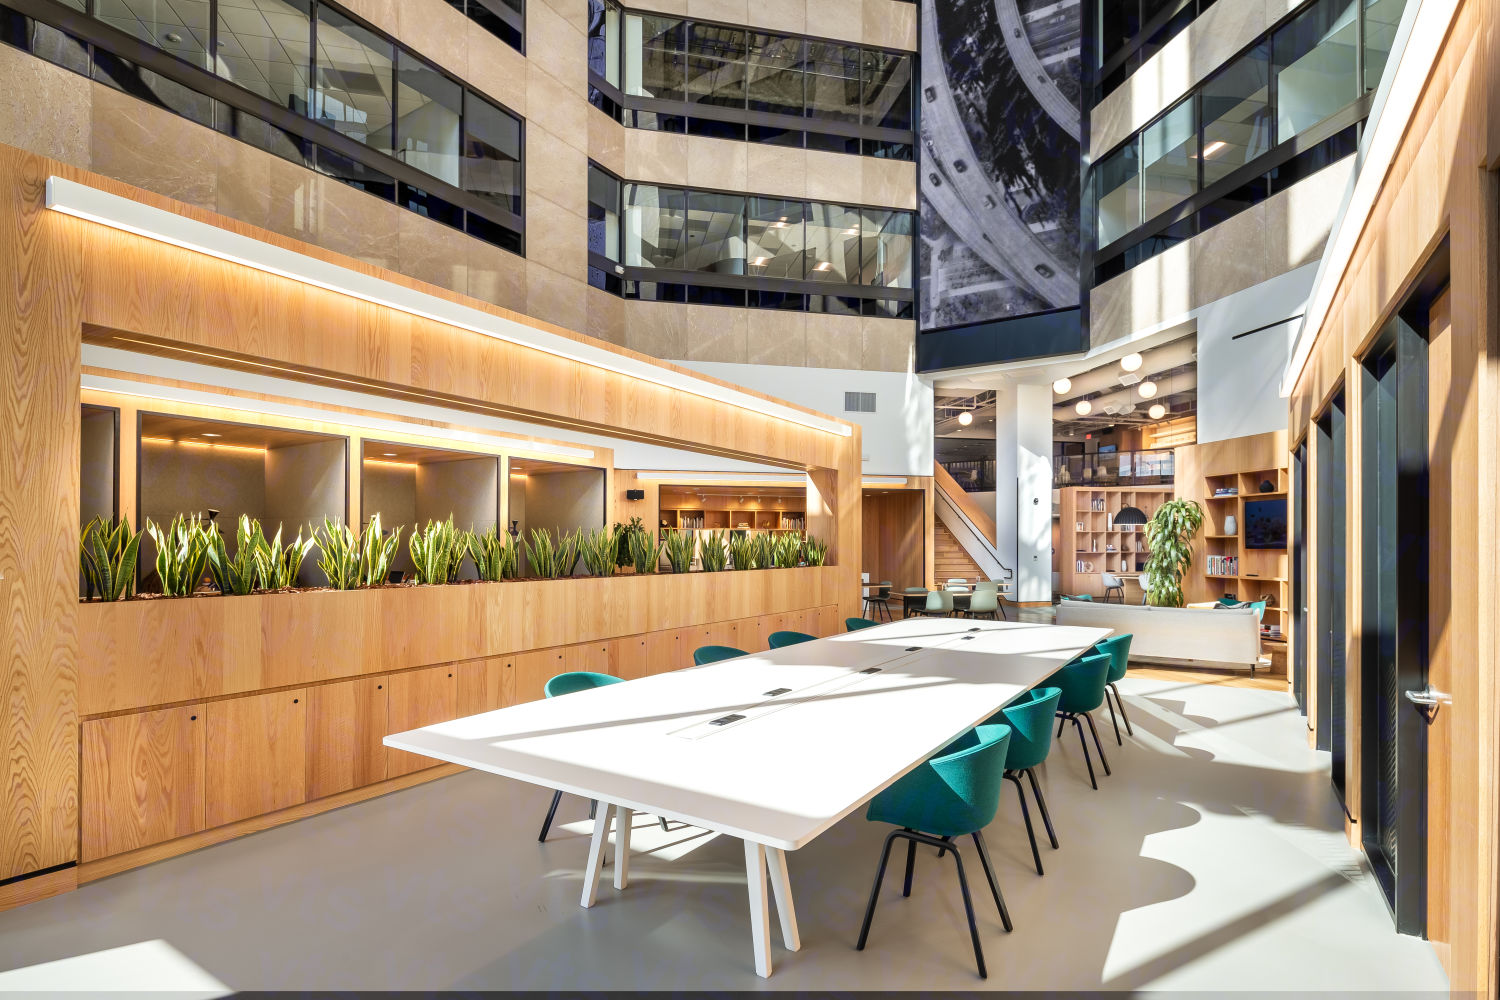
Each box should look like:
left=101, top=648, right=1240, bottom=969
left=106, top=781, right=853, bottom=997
left=385, top=617, right=1109, bottom=850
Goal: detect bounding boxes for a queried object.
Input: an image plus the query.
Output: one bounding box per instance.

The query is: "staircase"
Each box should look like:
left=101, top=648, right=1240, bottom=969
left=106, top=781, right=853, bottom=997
left=935, top=522, right=986, bottom=583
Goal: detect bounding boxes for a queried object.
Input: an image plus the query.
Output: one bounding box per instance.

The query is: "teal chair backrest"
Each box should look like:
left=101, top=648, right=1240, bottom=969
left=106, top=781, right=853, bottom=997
left=1062, top=594, right=1093, bottom=602
left=1250, top=600, right=1267, bottom=622
left=866, top=723, right=1012, bottom=838
left=1216, top=598, right=1268, bottom=622
left=1094, top=633, right=1133, bottom=684
left=997, top=686, right=1062, bottom=772
left=1048, top=652, right=1111, bottom=715
left=768, top=630, right=816, bottom=649
left=968, top=589, right=999, bottom=614
left=545, top=671, right=622, bottom=698
left=924, top=590, right=954, bottom=613
left=693, top=645, right=747, bottom=665
left=845, top=617, right=879, bottom=631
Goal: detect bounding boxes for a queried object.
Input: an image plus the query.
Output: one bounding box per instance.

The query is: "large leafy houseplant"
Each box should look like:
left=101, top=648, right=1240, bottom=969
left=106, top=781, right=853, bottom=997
left=80, top=516, right=142, bottom=602
left=614, top=517, right=646, bottom=570
left=1143, top=498, right=1206, bottom=607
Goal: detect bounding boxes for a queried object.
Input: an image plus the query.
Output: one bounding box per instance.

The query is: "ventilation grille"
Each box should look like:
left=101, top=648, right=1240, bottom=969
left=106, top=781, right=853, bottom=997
left=844, top=391, right=877, bottom=413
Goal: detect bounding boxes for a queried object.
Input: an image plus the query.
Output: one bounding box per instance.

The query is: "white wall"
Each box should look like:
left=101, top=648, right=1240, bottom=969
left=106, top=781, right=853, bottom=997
left=676, top=361, right=934, bottom=477
left=990, top=384, right=1052, bottom=602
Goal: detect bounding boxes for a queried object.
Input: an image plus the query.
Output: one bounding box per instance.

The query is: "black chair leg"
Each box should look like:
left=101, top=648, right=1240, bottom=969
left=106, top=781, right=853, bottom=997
left=902, top=835, right=916, bottom=897
left=588, top=799, right=597, bottom=820
left=1057, top=714, right=1067, bottom=739
left=659, top=816, right=670, bottom=832
left=857, top=829, right=901, bottom=951
left=948, top=841, right=987, bottom=978
left=969, top=830, right=1013, bottom=932
left=538, top=789, right=563, bottom=842
left=1110, top=682, right=1134, bottom=735
left=1105, top=687, right=1123, bottom=746
left=1072, top=715, right=1098, bottom=789
left=1083, top=712, right=1112, bottom=776
left=1006, top=772, right=1043, bottom=875
left=1026, top=768, right=1060, bottom=849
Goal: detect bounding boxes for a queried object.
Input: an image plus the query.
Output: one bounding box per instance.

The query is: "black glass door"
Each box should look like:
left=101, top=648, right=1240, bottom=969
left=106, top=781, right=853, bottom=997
left=1314, top=390, right=1347, bottom=809
left=1292, top=439, right=1308, bottom=714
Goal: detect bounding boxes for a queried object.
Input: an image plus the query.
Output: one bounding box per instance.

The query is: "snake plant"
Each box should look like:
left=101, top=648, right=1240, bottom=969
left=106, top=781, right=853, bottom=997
left=698, top=529, right=728, bottom=572
left=579, top=525, right=622, bottom=577
left=206, top=514, right=269, bottom=595
left=663, top=528, right=696, bottom=573
left=410, top=517, right=465, bottom=585
left=258, top=524, right=316, bottom=590
left=752, top=532, right=775, bottom=570
left=80, top=516, right=142, bottom=602
left=470, top=526, right=520, bottom=581
left=628, top=525, right=663, bottom=574
left=772, top=531, right=802, bottom=569
left=147, top=514, right=215, bottom=597
left=727, top=532, right=756, bottom=571
left=803, top=535, right=829, bottom=567
left=1143, top=498, right=1206, bottom=608
left=525, top=527, right=580, bottom=579
left=359, top=513, right=403, bottom=586
left=316, top=518, right=362, bottom=590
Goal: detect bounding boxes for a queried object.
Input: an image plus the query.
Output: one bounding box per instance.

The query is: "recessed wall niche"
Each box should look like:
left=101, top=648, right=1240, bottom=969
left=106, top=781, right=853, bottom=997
left=509, top=458, right=607, bottom=577
left=137, top=413, right=348, bottom=589
left=80, top=404, right=119, bottom=524
left=361, top=441, right=501, bottom=581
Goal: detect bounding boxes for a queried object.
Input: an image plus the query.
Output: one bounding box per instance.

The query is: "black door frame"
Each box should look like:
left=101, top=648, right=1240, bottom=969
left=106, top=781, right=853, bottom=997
left=1292, top=438, right=1308, bottom=715
left=1313, top=389, right=1347, bottom=813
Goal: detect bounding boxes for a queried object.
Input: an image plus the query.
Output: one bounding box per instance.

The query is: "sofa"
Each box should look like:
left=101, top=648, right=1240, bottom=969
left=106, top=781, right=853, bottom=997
left=1056, top=600, right=1264, bottom=672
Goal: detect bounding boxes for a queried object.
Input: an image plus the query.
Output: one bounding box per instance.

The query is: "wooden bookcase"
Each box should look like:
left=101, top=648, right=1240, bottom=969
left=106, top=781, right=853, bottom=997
left=1056, top=486, right=1173, bottom=598
left=658, top=487, right=805, bottom=535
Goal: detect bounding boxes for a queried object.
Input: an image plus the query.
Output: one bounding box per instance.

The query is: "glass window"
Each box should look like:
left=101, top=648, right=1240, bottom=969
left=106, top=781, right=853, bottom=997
left=1273, top=0, right=1359, bottom=141
left=805, top=203, right=862, bottom=282
left=1140, top=96, right=1196, bottom=221
left=746, top=33, right=803, bottom=116
left=394, top=51, right=462, bottom=186
left=588, top=164, right=621, bottom=262
left=467, top=0, right=524, bottom=52
left=1363, top=0, right=1408, bottom=92
left=1095, top=141, right=1139, bottom=246
left=861, top=50, right=912, bottom=131
left=588, top=0, right=620, bottom=87
left=859, top=210, right=912, bottom=288
left=624, top=14, right=685, bottom=101
left=803, top=41, right=860, bottom=123
left=92, top=49, right=217, bottom=126
left=95, top=0, right=212, bottom=68
left=463, top=92, right=522, bottom=218
left=685, top=22, right=746, bottom=107
left=313, top=6, right=394, bottom=156
left=1096, top=0, right=1140, bottom=67
left=215, top=0, right=311, bottom=111
left=315, top=144, right=395, bottom=200
left=7, top=13, right=91, bottom=75
left=624, top=184, right=688, bottom=269
left=682, top=190, right=745, bottom=274
left=747, top=199, right=806, bottom=279
left=1199, top=44, right=1271, bottom=186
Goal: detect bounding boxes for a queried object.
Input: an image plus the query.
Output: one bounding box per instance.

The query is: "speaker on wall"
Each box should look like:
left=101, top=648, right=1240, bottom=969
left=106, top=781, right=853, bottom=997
left=626, top=489, right=646, bottom=501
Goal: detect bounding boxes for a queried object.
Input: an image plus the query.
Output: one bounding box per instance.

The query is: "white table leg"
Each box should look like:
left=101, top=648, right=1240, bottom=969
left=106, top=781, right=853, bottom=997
left=765, top=847, right=801, bottom=952
left=581, top=801, right=613, bottom=908
left=744, top=840, right=772, bottom=978
left=613, top=806, right=633, bottom=890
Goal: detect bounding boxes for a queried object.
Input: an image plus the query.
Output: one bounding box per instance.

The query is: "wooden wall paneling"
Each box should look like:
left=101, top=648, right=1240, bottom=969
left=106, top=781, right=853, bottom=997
left=384, top=666, right=458, bottom=778
left=80, top=705, right=205, bottom=862
left=1425, top=288, right=1453, bottom=960
left=861, top=490, right=925, bottom=597
left=206, top=689, right=307, bottom=828
left=305, top=677, right=388, bottom=800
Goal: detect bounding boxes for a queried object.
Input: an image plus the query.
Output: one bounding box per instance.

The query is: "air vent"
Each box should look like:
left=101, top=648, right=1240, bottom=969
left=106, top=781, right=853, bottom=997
left=844, top=391, right=877, bottom=413
left=1118, top=372, right=1142, bottom=386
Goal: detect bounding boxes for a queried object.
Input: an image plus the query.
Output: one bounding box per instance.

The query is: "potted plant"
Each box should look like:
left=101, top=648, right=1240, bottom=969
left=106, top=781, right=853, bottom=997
left=1143, top=498, right=1205, bottom=607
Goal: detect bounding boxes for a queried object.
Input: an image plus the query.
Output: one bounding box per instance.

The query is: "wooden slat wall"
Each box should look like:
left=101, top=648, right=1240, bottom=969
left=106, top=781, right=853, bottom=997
left=861, top=490, right=926, bottom=596
left=1284, top=0, right=1499, bottom=990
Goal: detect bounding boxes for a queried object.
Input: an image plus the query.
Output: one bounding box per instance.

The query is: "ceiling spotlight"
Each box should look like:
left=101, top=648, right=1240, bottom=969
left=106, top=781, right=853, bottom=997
left=1053, top=377, right=1072, bottom=395
left=958, top=411, right=973, bottom=426
left=1138, top=380, right=1158, bottom=399
left=1075, top=399, right=1092, bottom=416
left=1149, top=403, right=1167, bottom=420
left=1121, top=352, right=1143, bottom=373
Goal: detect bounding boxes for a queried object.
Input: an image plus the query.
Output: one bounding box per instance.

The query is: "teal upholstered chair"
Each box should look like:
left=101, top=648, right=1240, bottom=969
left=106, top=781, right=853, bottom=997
left=1061, top=594, right=1093, bottom=602
left=845, top=617, right=880, bottom=631
left=990, top=686, right=1063, bottom=875
left=1042, top=652, right=1113, bottom=789
left=857, top=723, right=1014, bottom=978
left=693, top=644, right=747, bottom=665
left=965, top=588, right=1003, bottom=621
left=539, top=671, right=668, bottom=841
left=1093, top=633, right=1134, bottom=744
left=1216, top=597, right=1268, bottom=621
left=768, top=630, right=816, bottom=649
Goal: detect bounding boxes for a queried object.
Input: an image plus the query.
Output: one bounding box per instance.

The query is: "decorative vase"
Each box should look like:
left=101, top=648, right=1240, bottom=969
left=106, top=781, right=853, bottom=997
left=1223, top=514, right=1238, bottom=535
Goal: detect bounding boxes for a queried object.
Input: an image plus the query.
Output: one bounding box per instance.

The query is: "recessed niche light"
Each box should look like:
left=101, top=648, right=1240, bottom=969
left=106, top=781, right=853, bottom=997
left=1203, top=140, right=1228, bottom=157
left=201, top=432, right=222, bottom=438
left=1053, top=377, right=1072, bottom=395
left=1138, top=380, right=1159, bottom=399
left=1075, top=399, right=1092, bottom=416
left=1120, top=353, right=1143, bottom=373
left=383, top=452, right=397, bottom=457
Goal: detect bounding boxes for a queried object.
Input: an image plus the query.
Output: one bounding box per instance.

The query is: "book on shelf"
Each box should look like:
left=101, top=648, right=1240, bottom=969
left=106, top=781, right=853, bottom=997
left=1206, top=554, right=1239, bottom=576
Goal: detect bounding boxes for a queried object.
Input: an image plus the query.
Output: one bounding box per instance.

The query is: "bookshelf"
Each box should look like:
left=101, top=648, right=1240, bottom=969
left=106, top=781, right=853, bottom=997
left=1056, top=486, right=1173, bottom=599
left=658, top=487, right=805, bottom=536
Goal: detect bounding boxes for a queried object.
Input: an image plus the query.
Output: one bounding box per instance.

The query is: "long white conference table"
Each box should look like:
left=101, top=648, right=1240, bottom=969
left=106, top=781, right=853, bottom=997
left=384, top=616, right=1110, bottom=977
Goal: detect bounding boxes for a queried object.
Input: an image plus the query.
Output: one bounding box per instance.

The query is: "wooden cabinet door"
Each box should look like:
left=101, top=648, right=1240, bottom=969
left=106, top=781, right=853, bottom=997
left=207, top=690, right=307, bottom=828
left=645, top=630, right=678, bottom=675
left=816, top=605, right=841, bottom=636
left=682, top=626, right=714, bottom=668
left=616, top=636, right=649, bottom=680
left=457, top=657, right=512, bottom=716
left=306, top=677, right=388, bottom=800
left=566, top=641, right=614, bottom=676
left=514, top=648, right=566, bottom=704
left=81, top=705, right=206, bottom=861
left=385, top=665, right=458, bottom=777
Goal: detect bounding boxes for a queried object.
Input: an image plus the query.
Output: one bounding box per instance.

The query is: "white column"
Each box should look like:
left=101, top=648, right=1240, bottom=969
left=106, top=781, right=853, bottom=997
left=994, top=384, right=1053, bottom=603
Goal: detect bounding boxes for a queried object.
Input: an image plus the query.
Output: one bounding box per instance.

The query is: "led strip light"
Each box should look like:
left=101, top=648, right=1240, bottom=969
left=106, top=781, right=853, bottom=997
left=47, top=177, right=853, bottom=438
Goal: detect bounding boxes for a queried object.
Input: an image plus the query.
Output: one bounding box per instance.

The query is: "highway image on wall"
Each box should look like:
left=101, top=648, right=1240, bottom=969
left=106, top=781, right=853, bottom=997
left=919, top=0, right=1082, bottom=332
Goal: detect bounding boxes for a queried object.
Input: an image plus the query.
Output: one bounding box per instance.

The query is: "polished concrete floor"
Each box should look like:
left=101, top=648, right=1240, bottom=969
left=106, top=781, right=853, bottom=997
left=0, top=667, right=1451, bottom=993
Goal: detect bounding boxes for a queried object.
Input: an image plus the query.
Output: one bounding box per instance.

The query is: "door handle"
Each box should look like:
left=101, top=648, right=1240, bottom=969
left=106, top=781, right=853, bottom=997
left=1405, top=685, right=1451, bottom=722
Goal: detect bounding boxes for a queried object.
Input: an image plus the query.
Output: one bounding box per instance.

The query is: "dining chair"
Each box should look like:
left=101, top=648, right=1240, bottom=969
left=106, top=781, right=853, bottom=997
left=857, top=723, right=1014, bottom=978
left=845, top=617, right=880, bottom=631
left=945, top=577, right=969, bottom=589
left=1101, top=572, right=1125, bottom=603
left=1039, top=652, right=1113, bottom=790
left=863, top=582, right=894, bottom=621
left=992, top=686, right=1063, bottom=875
left=1092, top=633, right=1134, bottom=744
left=919, top=590, right=955, bottom=617
left=902, top=587, right=930, bottom=618
left=768, top=630, right=817, bottom=648
left=538, top=672, right=670, bottom=840
left=693, top=644, right=747, bottom=665
left=965, top=588, right=1001, bottom=621
left=1137, top=574, right=1151, bottom=604
left=974, top=580, right=999, bottom=592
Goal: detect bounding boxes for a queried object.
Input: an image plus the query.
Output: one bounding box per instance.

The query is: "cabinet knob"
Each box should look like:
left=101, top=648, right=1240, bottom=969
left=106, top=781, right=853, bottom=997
left=377, top=684, right=383, bottom=690
left=293, top=698, right=299, bottom=704
left=190, top=714, right=197, bottom=721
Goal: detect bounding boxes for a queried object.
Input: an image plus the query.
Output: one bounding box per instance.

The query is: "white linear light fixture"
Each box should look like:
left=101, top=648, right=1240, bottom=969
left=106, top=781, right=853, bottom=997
left=634, top=471, right=808, bottom=483
left=46, top=177, right=853, bottom=438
